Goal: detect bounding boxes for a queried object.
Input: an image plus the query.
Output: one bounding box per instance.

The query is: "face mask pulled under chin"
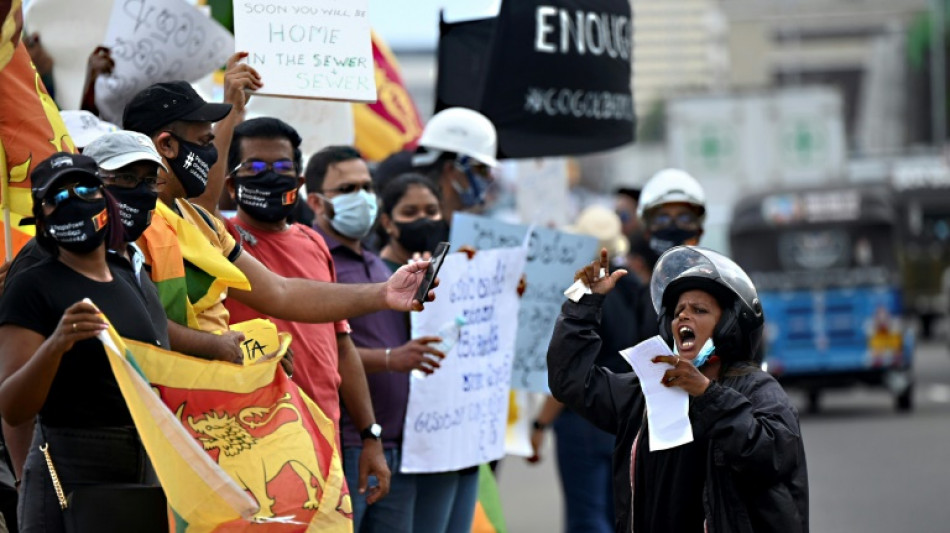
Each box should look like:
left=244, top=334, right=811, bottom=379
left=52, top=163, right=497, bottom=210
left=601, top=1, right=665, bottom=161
left=167, top=135, right=218, bottom=198
left=326, top=189, right=378, bottom=239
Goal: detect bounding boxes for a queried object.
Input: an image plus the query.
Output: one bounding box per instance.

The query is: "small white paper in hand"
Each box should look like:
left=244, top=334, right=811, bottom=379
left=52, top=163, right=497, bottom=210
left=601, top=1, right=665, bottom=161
left=562, top=268, right=605, bottom=303
left=620, top=335, right=693, bottom=451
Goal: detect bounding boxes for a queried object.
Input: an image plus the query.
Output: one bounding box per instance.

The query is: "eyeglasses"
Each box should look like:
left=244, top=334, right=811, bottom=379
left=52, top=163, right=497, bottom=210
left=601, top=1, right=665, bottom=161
left=43, top=184, right=103, bottom=209
left=321, top=182, right=374, bottom=195
left=649, top=212, right=700, bottom=231
left=230, top=160, right=297, bottom=177
left=101, top=172, right=166, bottom=191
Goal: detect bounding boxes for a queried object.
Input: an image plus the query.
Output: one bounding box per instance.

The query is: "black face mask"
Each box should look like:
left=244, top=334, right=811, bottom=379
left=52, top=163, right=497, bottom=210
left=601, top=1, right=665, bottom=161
left=167, top=134, right=218, bottom=198
left=234, top=171, right=299, bottom=223
left=106, top=183, right=158, bottom=242
left=45, top=197, right=109, bottom=254
left=394, top=218, right=450, bottom=255
left=649, top=226, right=700, bottom=256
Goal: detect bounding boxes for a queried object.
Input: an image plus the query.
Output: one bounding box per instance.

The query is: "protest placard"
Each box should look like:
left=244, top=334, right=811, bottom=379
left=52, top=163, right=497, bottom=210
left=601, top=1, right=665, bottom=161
left=95, top=0, right=234, bottom=124
left=401, top=248, right=527, bottom=473
left=450, top=213, right=597, bottom=393
left=232, top=0, right=376, bottom=102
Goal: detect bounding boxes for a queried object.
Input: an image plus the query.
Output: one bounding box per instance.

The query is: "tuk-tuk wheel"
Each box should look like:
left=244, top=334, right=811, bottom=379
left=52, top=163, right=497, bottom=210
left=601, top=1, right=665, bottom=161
left=807, top=390, right=821, bottom=414
left=896, top=385, right=914, bottom=412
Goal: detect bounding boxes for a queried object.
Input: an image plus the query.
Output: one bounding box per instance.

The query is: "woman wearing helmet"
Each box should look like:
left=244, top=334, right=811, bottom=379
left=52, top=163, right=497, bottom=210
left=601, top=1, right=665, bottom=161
left=548, top=246, right=808, bottom=532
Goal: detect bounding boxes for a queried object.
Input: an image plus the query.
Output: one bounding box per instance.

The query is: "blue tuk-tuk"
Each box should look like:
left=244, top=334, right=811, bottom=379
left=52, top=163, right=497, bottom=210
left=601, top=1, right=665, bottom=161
left=729, top=184, right=914, bottom=412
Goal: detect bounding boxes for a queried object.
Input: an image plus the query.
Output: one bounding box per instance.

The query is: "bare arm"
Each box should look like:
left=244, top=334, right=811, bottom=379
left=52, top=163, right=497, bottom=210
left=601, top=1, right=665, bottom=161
left=229, top=252, right=433, bottom=322
left=191, top=51, right=261, bottom=215
left=2, top=419, right=33, bottom=480
left=166, top=319, right=244, bottom=362
left=338, top=334, right=390, bottom=504
left=357, top=336, right=445, bottom=375
left=0, top=302, right=107, bottom=425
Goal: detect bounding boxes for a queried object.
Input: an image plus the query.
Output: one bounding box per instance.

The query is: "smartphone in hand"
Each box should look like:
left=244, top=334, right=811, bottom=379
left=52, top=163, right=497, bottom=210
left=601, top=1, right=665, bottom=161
left=415, top=242, right=450, bottom=303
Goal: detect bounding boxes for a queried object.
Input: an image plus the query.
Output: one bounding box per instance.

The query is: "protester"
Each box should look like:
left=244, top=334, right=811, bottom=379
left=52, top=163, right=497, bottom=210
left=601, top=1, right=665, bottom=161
left=0, top=153, right=166, bottom=532
left=317, top=170, right=450, bottom=531
left=222, top=119, right=391, bottom=507
left=548, top=245, right=809, bottom=532
left=121, top=77, right=436, bottom=341
left=375, top=107, right=498, bottom=227
left=541, top=168, right=708, bottom=533
left=528, top=205, right=634, bottom=533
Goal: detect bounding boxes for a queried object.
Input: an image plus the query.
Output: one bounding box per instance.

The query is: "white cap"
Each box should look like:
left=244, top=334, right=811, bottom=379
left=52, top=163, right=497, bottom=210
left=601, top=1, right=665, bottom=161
left=416, top=107, right=498, bottom=167
left=637, top=168, right=706, bottom=222
left=82, top=130, right=167, bottom=172
left=61, top=110, right=119, bottom=150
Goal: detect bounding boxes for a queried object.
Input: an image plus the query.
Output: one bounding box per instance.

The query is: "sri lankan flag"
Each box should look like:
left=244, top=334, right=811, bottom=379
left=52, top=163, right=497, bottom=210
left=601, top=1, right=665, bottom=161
left=138, top=200, right=250, bottom=331
left=352, top=31, right=424, bottom=162
left=0, top=0, right=76, bottom=258
left=97, top=306, right=352, bottom=532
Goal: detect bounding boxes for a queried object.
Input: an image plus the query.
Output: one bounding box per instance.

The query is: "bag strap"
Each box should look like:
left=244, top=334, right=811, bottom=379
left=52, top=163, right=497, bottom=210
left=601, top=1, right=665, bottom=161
left=39, top=442, right=68, bottom=510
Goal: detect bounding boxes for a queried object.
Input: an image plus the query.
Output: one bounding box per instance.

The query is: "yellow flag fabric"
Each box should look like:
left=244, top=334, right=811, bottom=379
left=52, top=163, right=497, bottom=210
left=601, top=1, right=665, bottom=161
left=138, top=200, right=250, bottom=330
left=97, top=308, right=352, bottom=532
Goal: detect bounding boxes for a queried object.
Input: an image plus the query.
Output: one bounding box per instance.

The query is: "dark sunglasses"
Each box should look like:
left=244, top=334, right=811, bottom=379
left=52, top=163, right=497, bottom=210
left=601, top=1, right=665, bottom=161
left=649, top=212, right=700, bottom=230
left=43, top=184, right=103, bottom=209
left=321, top=182, right=374, bottom=195
left=230, top=160, right=296, bottom=176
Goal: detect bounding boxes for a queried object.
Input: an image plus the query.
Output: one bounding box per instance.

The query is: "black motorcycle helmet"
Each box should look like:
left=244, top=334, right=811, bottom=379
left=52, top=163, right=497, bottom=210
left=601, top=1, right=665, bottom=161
left=650, top=246, right=765, bottom=364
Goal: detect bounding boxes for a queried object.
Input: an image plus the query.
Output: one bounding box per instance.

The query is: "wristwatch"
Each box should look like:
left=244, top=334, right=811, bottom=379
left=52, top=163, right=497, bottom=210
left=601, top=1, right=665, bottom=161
left=360, top=423, right=383, bottom=441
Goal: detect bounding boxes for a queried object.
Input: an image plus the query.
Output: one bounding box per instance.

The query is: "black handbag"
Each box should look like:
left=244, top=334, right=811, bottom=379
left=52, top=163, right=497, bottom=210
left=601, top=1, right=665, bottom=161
left=41, top=442, right=169, bottom=532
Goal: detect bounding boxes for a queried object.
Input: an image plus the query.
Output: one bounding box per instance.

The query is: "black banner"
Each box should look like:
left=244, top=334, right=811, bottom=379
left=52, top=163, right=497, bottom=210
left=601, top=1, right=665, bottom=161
left=436, top=1, right=635, bottom=159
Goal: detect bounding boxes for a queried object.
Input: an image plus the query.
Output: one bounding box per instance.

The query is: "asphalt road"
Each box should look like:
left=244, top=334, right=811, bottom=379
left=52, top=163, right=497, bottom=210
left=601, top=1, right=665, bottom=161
left=498, top=339, right=950, bottom=532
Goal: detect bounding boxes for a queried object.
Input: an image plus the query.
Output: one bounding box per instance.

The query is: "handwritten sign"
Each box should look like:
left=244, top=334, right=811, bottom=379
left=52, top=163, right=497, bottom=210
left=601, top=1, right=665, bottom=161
left=401, top=248, right=527, bottom=473
left=450, top=213, right=597, bottom=393
left=233, top=0, right=377, bottom=102
left=96, top=0, right=234, bottom=124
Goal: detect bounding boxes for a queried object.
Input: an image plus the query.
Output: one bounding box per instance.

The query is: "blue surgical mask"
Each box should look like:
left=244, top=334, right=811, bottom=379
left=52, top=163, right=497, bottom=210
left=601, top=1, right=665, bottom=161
left=673, top=337, right=716, bottom=367
left=454, top=156, right=489, bottom=207
left=325, top=189, right=378, bottom=239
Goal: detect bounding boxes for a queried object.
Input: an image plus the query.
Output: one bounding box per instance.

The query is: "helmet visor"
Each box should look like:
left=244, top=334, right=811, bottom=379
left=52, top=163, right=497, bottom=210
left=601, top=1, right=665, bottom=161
left=650, top=246, right=759, bottom=315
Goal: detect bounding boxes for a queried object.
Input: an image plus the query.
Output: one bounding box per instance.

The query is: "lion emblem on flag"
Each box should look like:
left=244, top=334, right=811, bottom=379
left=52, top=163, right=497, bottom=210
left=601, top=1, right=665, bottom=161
left=179, top=393, right=326, bottom=519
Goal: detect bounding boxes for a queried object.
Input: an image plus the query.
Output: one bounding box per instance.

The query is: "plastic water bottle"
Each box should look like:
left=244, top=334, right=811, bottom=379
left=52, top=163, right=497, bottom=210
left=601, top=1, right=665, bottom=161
left=412, top=316, right=467, bottom=379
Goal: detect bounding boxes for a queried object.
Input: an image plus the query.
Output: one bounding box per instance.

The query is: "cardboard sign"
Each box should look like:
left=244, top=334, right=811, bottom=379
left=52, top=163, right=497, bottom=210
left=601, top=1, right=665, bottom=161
left=401, top=248, right=527, bottom=473
left=96, top=0, right=234, bottom=124
left=232, top=0, right=377, bottom=102
left=450, top=213, right=597, bottom=393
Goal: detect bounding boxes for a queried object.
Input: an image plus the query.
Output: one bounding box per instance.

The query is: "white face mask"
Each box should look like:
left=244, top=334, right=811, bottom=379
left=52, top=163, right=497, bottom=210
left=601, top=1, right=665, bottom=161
left=325, top=189, right=378, bottom=239
left=673, top=337, right=716, bottom=367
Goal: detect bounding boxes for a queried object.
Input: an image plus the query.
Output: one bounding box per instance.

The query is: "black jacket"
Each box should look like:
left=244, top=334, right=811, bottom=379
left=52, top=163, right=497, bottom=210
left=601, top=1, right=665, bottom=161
left=547, top=295, right=809, bottom=532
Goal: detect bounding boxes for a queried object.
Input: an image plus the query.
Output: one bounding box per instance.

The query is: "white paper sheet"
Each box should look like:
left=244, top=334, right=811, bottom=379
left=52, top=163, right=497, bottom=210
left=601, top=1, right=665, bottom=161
left=620, top=335, right=694, bottom=451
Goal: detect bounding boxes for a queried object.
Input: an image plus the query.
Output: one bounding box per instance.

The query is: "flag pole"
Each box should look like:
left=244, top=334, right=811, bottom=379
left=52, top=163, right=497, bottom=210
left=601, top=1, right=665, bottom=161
left=0, top=140, right=12, bottom=261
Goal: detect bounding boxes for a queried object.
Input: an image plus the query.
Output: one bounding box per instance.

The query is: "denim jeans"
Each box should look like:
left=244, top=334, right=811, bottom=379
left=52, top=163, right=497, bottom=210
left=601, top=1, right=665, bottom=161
left=553, top=409, right=615, bottom=533
left=18, top=423, right=155, bottom=533
left=412, top=467, right=479, bottom=533
left=343, top=446, right=417, bottom=532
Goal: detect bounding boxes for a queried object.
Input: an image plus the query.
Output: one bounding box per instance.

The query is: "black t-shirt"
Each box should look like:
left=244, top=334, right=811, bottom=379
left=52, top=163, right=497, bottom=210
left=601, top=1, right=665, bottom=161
left=633, top=417, right=708, bottom=532
left=6, top=239, right=169, bottom=349
left=0, top=258, right=164, bottom=427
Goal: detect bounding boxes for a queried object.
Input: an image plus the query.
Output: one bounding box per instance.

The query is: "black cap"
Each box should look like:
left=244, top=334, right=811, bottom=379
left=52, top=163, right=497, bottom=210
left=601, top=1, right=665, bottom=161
left=31, top=152, right=102, bottom=200
left=122, top=81, right=233, bottom=135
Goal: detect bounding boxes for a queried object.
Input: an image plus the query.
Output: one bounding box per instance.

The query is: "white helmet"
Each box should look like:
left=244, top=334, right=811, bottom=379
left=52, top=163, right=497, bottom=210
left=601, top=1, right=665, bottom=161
left=416, top=107, right=499, bottom=167
left=637, top=168, right=706, bottom=222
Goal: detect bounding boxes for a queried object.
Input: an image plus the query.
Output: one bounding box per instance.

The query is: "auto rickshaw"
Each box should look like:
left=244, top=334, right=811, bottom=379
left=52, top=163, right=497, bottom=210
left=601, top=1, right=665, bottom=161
left=730, top=184, right=914, bottom=412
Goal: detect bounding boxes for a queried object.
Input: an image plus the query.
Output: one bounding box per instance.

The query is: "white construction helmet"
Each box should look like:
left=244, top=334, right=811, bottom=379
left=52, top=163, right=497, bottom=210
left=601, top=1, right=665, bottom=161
left=637, top=168, right=706, bottom=222
left=416, top=107, right=499, bottom=167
